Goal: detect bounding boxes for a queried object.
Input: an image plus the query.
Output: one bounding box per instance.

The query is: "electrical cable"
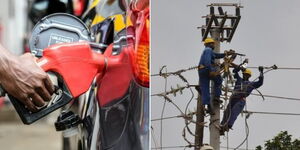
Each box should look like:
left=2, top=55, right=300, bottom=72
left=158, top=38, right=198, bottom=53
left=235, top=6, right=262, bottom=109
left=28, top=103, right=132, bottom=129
left=151, top=145, right=193, bottom=149
left=250, top=93, right=300, bottom=101
left=221, top=146, right=255, bottom=150
left=151, top=126, right=159, bottom=150
left=160, top=66, right=168, bottom=150
left=243, top=110, right=300, bottom=116
left=151, top=63, right=300, bottom=149
left=152, top=115, right=184, bottom=122
left=234, top=104, right=250, bottom=150
left=248, top=66, right=300, bottom=70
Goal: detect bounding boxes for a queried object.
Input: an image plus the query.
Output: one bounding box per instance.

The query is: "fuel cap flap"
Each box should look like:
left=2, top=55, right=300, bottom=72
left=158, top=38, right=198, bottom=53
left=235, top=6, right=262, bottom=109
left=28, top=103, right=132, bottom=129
left=29, top=13, right=92, bottom=57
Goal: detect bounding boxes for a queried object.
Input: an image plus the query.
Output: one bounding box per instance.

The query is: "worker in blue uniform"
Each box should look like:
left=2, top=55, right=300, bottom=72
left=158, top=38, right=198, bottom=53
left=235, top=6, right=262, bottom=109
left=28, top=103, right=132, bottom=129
left=197, top=38, right=234, bottom=114
left=220, top=66, right=264, bottom=134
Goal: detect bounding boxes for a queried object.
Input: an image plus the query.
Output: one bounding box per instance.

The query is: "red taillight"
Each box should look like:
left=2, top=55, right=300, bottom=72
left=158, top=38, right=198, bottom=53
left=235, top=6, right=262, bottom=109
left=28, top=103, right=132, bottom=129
left=135, top=43, right=149, bottom=87
left=132, top=8, right=149, bottom=87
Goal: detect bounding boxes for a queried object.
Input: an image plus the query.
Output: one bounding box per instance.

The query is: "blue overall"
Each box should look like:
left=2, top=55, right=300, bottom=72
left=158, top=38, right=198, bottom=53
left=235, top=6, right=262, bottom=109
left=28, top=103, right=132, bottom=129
left=221, top=68, right=264, bottom=128
left=198, top=47, right=225, bottom=105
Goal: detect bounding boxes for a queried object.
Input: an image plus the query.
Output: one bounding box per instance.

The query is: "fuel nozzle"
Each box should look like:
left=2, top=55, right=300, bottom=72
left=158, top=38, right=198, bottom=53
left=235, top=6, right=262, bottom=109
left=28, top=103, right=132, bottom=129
left=55, top=111, right=82, bottom=137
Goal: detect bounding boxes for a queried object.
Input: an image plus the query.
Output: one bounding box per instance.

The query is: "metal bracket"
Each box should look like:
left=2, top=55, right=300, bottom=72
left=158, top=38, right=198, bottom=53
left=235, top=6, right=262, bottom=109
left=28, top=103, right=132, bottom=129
left=199, top=3, right=242, bottom=42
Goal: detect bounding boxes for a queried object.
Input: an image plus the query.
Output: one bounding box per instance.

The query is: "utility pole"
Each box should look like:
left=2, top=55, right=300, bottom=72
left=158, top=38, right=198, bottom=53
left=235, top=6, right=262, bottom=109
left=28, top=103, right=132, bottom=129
left=210, top=29, right=221, bottom=150
left=197, top=3, right=242, bottom=150
left=194, top=96, right=204, bottom=150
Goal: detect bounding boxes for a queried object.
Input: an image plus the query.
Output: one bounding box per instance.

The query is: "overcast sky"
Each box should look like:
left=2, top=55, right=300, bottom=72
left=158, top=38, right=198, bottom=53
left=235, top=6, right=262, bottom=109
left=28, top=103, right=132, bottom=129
left=151, top=0, right=300, bottom=149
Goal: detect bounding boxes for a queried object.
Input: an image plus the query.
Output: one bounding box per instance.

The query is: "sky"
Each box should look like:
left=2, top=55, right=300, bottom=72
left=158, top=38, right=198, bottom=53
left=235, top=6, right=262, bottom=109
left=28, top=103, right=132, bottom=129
left=151, top=0, right=300, bottom=149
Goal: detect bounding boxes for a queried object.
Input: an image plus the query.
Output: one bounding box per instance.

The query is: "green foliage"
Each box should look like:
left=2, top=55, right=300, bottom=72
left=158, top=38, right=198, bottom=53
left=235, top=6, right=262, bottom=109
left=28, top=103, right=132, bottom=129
left=256, top=131, right=300, bottom=150
left=256, top=145, right=262, bottom=150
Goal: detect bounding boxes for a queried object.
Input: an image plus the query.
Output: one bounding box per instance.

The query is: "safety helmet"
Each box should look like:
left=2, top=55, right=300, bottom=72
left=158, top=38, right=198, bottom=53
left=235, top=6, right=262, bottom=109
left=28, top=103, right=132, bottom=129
left=243, top=69, right=252, bottom=76
left=204, top=38, right=215, bottom=44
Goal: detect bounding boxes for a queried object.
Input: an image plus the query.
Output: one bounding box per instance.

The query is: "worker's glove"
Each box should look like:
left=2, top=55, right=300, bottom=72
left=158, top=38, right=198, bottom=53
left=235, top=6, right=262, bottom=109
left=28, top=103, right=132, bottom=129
left=242, top=58, right=249, bottom=64
left=224, top=50, right=229, bottom=55
left=258, top=66, right=264, bottom=73
left=209, top=71, right=219, bottom=78
left=225, top=49, right=235, bottom=55
left=239, top=66, right=246, bottom=72
left=198, top=65, right=205, bottom=70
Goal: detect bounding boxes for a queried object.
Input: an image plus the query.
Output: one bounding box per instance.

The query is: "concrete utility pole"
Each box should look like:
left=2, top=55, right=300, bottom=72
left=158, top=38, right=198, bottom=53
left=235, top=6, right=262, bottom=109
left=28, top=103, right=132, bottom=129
left=210, top=29, right=221, bottom=150
left=194, top=96, right=205, bottom=150
left=197, top=3, right=242, bottom=150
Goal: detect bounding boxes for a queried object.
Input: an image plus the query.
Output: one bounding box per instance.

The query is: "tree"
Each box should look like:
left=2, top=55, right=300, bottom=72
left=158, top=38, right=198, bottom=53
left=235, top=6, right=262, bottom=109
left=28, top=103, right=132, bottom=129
left=256, top=131, right=300, bottom=150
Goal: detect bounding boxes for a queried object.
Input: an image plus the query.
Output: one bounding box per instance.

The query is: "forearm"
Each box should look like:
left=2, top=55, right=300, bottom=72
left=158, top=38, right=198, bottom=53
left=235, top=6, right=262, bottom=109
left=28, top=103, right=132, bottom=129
left=258, top=71, right=264, bottom=83
left=233, top=67, right=240, bottom=73
left=253, top=76, right=264, bottom=88
left=214, top=52, right=225, bottom=59
left=233, top=67, right=241, bottom=80
left=0, top=51, right=53, bottom=112
left=260, top=72, right=264, bottom=77
left=0, top=45, right=17, bottom=81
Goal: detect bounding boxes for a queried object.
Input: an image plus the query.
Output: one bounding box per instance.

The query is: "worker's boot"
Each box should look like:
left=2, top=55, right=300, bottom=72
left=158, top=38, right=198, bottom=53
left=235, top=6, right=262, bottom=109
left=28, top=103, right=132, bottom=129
left=223, top=124, right=231, bottom=132
left=219, top=127, right=225, bottom=136
left=219, top=124, right=230, bottom=136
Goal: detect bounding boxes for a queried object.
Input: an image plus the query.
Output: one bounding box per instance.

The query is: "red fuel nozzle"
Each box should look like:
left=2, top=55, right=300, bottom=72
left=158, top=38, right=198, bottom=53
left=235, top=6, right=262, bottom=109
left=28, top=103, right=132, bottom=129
left=8, top=41, right=106, bottom=125
left=37, top=42, right=106, bottom=98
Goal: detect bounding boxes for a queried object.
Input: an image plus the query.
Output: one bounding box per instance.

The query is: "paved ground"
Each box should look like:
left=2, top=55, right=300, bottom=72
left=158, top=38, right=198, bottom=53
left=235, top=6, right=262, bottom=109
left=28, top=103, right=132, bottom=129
left=0, top=105, right=62, bottom=150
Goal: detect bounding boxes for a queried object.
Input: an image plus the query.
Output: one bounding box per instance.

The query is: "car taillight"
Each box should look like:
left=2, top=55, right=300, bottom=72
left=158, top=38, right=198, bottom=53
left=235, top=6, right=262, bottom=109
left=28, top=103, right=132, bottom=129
left=133, top=8, right=149, bottom=87
left=135, top=43, right=149, bottom=87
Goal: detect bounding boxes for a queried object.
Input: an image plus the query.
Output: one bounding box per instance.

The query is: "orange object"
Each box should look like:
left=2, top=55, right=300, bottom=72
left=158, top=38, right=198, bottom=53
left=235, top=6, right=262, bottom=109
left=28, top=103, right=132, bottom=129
left=38, top=42, right=105, bottom=97
left=132, top=7, right=150, bottom=87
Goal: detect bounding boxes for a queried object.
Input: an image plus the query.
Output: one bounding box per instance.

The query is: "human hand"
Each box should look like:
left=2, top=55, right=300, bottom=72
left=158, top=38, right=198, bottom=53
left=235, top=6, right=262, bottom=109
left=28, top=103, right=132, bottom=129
left=240, top=58, right=248, bottom=70
left=243, top=58, right=249, bottom=64
left=225, top=49, right=235, bottom=55
left=0, top=53, right=54, bottom=112
left=209, top=71, right=219, bottom=78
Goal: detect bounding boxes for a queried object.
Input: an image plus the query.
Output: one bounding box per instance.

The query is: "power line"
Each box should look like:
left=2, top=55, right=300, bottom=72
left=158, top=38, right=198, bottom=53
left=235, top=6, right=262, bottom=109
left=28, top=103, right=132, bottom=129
left=153, top=89, right=300, bottom=102
left=250, top=93, right=300, bottom=101
left=151, top=66, right=300, bottom=102
left=234, top=107, right=250, bottom=150
left=151, top=145, right=193, bottom=149
left=151, top=65, right=300, bottom=77
left=151, top=66, right=199, bottom=77
left=160, top=66, right=168, bottom=150
left=151, top=64, right=300, bottom=149
left=152, top=109, right=300, bottom=123
left=243, top=110, right=300, bottom=116
left=220, top=146, right=255, bottom=150
left=152, top=145, right=256, bottom=149
left=151, top=127, right=159, bottom=150
left=152, top=115, right=183, bottom=122
left=248, top=66, right=300, bottom=70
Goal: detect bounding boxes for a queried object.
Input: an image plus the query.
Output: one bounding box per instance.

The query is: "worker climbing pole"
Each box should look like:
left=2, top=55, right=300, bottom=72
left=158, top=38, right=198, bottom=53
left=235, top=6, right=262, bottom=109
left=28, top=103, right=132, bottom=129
left=220, top=62, right=265, bottom=135
left=195, top=3, right=243, bottom=150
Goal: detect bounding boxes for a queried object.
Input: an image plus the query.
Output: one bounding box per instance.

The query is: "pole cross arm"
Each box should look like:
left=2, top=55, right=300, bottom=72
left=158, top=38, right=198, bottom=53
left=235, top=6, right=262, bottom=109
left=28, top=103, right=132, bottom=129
left=200, top=3, right=242, bottom=42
